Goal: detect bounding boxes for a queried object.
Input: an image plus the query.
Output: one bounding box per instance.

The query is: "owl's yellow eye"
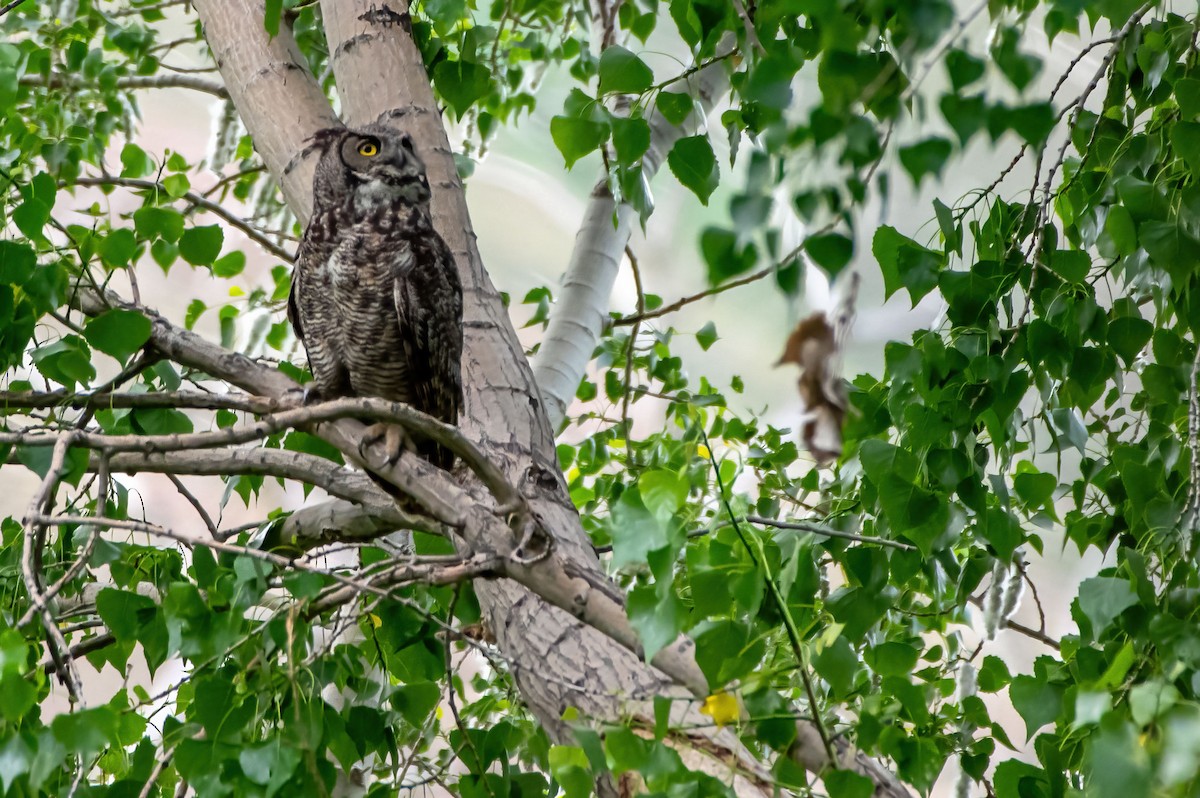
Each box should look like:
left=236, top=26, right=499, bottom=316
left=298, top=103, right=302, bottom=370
left=358, top=141, right=379, bottom=157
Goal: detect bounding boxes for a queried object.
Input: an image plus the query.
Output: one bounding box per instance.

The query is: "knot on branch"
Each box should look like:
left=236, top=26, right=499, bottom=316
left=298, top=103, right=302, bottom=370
left=508, top=511, right=553, bottom=564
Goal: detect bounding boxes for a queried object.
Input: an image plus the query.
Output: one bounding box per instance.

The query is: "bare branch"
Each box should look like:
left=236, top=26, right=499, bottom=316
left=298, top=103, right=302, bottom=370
left=0, top=389, right=285, bottom=414
left=612, top=262, right=784, bottom=327
left=744, top=515, right=917, bottom=551
left=21, top=72, right=229, bottom=100
left=165, top=474, right=219, bottom=537
left=21, top=432, right=86, bottom=704
left=72, top=176, right=294, bottom=261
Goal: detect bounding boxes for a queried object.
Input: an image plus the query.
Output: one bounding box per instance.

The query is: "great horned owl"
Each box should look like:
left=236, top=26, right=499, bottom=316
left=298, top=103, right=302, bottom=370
left=288, top=124, right=463, bottom=470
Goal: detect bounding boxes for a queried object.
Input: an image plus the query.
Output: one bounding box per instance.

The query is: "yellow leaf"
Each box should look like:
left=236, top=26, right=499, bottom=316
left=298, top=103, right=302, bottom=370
left=368, top=613, right=382, bottom=628
left=229, top=286, right=245, bottom=297
left=697, top=444, right=711, bottom=460
left=700, top=691, right=739, bottom=726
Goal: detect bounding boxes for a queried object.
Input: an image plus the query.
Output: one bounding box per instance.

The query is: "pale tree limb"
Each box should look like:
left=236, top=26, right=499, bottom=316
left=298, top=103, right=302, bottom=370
left=20, top=73, right=230, bottom=99
left=531, top=48, right=736, bottom=430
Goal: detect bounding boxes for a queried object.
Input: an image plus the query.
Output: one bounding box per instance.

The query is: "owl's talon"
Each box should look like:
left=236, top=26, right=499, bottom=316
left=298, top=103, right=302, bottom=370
left=360, top=423, right=411, bottom=466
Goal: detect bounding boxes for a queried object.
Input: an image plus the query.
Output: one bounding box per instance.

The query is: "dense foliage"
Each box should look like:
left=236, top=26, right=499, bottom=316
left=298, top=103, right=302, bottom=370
left=0, top=0, right=1196, bottom=796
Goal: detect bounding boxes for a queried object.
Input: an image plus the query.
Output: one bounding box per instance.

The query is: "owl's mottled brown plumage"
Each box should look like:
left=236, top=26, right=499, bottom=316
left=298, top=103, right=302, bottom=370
left=288, top=124, right=463, bottom=469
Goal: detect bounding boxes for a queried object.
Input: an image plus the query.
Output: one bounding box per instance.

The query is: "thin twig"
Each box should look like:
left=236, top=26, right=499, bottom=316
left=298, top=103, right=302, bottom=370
left=612, top=258, right=787, bottom=327
left=744, top=516, right=916, bottom=551
left=700, top=426, right=836, bottom=765
left=165, top=474, right=219, bottom=538
left=72, top=176, right=294, bottom=261
left=620, top=245, right=646, bottom=466
left=0, top=0, right=29, bottom=17
left=15, top=455, right=108, bottom=629
left=21, top=432, right=86, bottom=705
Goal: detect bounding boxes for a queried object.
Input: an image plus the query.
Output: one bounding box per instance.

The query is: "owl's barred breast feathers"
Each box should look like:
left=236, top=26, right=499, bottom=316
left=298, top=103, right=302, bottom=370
left=288, top=124, right=464, bottom=471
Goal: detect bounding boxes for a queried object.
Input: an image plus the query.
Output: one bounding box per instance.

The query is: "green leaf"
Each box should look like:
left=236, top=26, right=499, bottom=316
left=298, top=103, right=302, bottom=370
left=700, top=226, right=757, bottom=284
left=1139, top=220, right=1200, bottom=283
left=991, top=27, right=1041, bottom=91
left=872, top=226, right=943, bottom=305
left=392, top=682, right=441, bottom=727
left=859, top=439, right=920, bottom=486
left=825, top=770, right=874, bottom=798
left=179, top=225, right=224, bottom=267
left=162, top=173, right=190, bottom=199
left=52, top=706, right=120, bottom=754
left=945, top=49, right=985, bottom=90
left=898, top=138, right=952, bottom=184
left=0, top=671, right=34, bottom=721
left=940, top=94, right=987, bottom=144
left=1087, top=722, right=1151, bottom=798
left=1077, top=576, right=1137, bottom=635
left=0, top=241, right=36, bottom=284
left=611, top=116, right=651, bottom=166
left=1129, top=681, right=1179, bottom=727
left=96, top=588, right=157, bottom=642
left=993, top=760, right=1050, bottom=798
left=638, top=469, right=689, bottom=519
left=239, top=738, right=300, bottom=792
left=1007, top=102, right=1056, bottom=146
left=864, top=641, right=918, bottom=676
left=212, top=251, right=246, bottom=278
left=433, top=59, right=493, bottom=119
left=693, top=620, right=764, bottom=687
left=1104, top=206, right=1137, bottom=256
left=0, top=735, right=31, bottom=792
left=608, top=490, right=672, bottom=570
left=1107, top=316, right=1153, bottom=367
left=667, top=135, right=719, bottom=205
left=263, top=0, right=282, bottom=35
left=84, top=309, right=151, bottom=364
left=1171, top=122, right=1200, bottom=176
left=656, top=92, right=693, bottom=125
left=804, top=232, right=853, bottom=279
left=977, top=506, right=1023, bottom=561
left=1009, top=675, right=1062, bottom=739
left=1176, top=77, right=1200, bottom=120
left=628, top=585, right=685, bottom=662
left=134, top=206, right=185, bottom=243
left=814, top=636, right=859, bottom=698
left=120, top=143, right=154, bottom=178
left=933, top=198, right=962, bottom=255
left=550, top=116, right=609, bottom=168
left=598, top=45, right=654, bottom=94
left=696, top=321, right=718, bottom=351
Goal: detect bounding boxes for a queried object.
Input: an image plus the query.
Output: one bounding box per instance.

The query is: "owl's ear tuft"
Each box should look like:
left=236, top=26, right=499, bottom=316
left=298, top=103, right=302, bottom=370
left=309, top=127, right=347, bottom=151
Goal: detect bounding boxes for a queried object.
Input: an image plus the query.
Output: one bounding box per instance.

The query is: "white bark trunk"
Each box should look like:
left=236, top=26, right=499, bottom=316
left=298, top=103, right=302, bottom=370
left=532, top=54, right=732, bottom=430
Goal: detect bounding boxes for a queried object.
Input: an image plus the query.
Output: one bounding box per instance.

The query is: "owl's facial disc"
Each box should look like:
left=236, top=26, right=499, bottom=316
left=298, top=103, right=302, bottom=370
left=341, top=132, right=431, bottom=206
